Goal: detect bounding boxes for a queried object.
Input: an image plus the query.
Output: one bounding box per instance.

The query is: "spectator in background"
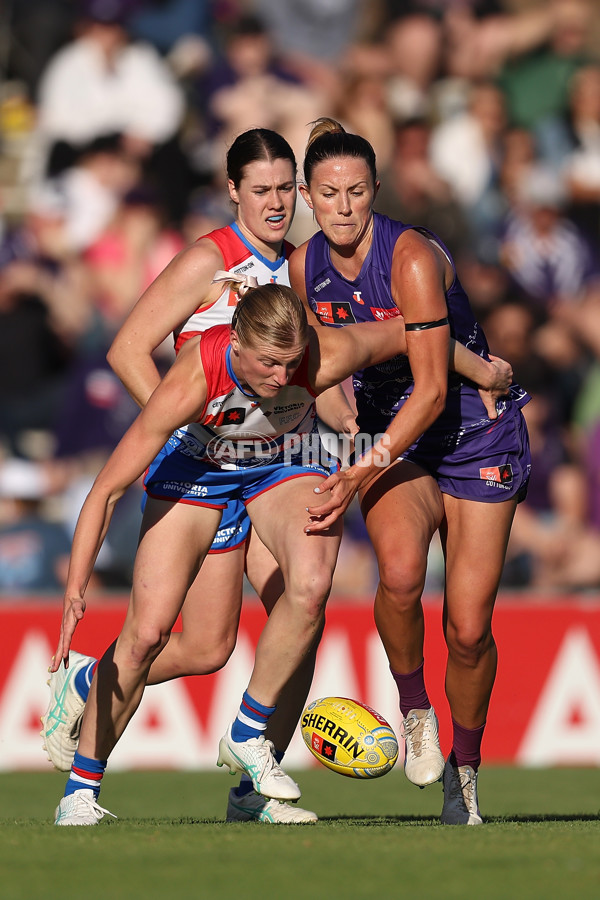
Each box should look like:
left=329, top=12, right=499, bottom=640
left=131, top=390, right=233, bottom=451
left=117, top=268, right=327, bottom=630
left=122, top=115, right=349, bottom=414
left=0, top=259, right=72, bottom=456
left=252, top=0, right=365, bottom=106
left=0, top=458, right=72, bottom=593
left=375, top=117, right=470, bottom=264
left=537, top=63, right=600, bottom=243
left=31, top=0, right=190, bottom=224
left=127, top=0, right=212, bottom=57
left=383, top=13, right=443, bottom=123
left=497, top=0, right=595, bottom=132
left=195, top=14, right=324, bottom=178
left=429, top=80, right=508, bottom=262
left=499, top=164, right=600, bottom=313
left=83, top=185, right=185, bottom=333
left=30, top=134, right=141, bottom=256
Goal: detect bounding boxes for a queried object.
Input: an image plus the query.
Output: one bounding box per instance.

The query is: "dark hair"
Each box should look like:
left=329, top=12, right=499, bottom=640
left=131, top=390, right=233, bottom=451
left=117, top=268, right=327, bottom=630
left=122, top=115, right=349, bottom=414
left=231, top=283, right=308, bottom=350
left=226, top=129, right=297, bottom=188
left=303, top=117, right=377, bottom=188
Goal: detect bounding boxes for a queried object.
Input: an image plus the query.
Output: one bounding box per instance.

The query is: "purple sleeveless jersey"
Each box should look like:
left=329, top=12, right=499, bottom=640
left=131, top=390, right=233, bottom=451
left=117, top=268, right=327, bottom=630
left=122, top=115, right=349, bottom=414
left=304, top=213, right=531, bottom=502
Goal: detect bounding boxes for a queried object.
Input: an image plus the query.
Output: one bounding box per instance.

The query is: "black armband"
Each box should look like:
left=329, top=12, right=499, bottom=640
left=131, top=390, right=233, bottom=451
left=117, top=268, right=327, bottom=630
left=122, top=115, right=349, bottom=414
left=404, top=317, right=449, bottom=332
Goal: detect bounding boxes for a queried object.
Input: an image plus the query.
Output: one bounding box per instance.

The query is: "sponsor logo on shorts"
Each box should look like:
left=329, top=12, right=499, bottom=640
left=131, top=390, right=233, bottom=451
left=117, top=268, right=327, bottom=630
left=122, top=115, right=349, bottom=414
left=213, top=524, right=245, bottom=543
left=162, top=482, right=208, bottom=496
left=480, top=464, right=513, bottom=489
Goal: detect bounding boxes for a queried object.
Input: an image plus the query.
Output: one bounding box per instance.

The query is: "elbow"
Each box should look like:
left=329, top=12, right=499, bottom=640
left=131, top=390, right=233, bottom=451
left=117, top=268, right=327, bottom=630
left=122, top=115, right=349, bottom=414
left=420, top=385, right=446, bottom=425
left=106, top=342, right=121, bottom=377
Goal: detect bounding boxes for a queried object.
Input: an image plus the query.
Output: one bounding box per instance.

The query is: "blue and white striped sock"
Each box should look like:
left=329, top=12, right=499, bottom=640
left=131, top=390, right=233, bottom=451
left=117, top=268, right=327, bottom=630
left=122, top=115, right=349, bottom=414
left=230, top=691, right=276, bottom=743
left=74, top=659, right=98, bottom=702
left=64, top=751, right=106, bottom=799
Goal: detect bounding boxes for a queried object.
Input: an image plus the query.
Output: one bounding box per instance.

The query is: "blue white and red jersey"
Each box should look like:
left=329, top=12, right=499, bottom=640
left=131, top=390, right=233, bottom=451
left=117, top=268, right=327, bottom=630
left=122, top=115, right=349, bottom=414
left=175, top=324, right=318, bottom=468
left=143, top=327, right=336, bottom=511
left=173, top=222, right=294, bottom=351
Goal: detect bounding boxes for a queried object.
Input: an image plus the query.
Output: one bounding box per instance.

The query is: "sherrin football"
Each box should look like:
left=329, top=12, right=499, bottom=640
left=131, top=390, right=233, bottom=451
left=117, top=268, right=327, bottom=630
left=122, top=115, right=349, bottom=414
left=300, top=696, right=399, bottom=778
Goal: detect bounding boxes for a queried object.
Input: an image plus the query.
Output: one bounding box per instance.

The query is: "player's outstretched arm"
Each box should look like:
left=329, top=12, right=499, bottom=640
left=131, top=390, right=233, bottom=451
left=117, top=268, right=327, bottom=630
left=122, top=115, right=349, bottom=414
left=52, top=339, right=208, bottom=670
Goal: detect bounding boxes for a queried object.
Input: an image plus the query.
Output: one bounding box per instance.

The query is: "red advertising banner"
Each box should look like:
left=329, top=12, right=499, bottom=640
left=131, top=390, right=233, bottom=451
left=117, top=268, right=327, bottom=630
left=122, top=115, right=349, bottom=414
left=1, top=595, right=599, bottom=770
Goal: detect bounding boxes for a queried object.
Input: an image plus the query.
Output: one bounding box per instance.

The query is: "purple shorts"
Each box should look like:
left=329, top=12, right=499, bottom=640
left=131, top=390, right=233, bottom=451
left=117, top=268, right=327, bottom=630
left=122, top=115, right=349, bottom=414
left=402, top=404, right=531, bottom=502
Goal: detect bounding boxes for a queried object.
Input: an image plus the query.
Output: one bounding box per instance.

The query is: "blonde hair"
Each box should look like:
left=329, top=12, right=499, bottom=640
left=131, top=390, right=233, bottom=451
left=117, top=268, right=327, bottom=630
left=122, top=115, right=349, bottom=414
left=231, top=283, right=309, bottom=350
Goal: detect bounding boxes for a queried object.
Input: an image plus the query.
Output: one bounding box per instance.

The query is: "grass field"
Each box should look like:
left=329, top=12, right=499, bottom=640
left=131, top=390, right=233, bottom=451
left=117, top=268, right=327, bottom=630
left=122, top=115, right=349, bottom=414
left=2, top=767, right=599, bottom=900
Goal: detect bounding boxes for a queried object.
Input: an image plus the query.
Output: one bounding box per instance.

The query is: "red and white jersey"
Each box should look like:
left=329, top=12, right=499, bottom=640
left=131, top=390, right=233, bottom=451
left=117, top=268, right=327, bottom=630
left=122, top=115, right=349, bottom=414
left=173, top=223, right=294, bottom=352
left=177, top=325, right=318, bottom=468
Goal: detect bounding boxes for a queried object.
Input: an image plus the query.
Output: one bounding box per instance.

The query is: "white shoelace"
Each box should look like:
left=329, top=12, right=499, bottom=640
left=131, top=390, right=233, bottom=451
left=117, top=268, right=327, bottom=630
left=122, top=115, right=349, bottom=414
left=74, top=793, right=117, bottom=821
left=402, top=713, right=429, bottom=757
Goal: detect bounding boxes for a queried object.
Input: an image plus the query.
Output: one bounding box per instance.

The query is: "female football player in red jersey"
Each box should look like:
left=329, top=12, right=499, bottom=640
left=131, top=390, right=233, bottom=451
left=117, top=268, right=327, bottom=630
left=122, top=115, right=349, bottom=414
left=52, top=282, right=408, bottom=824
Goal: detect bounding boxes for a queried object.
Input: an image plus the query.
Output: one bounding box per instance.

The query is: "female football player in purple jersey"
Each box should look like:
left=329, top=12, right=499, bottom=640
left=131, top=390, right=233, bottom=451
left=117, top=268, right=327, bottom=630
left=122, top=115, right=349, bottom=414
left=290, top=118, right=531, bottom=825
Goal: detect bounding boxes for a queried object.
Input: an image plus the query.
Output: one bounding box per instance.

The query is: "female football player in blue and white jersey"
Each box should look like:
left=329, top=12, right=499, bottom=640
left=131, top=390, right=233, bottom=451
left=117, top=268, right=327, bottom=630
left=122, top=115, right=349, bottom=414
left=290, top=118, right=531, bottom=826
left=51, top=282, right=409, bottom=825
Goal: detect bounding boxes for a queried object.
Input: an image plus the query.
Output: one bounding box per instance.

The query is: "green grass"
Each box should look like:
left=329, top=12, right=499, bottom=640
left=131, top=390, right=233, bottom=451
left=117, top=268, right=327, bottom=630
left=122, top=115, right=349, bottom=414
left=1, top=767, right=599, bottom=900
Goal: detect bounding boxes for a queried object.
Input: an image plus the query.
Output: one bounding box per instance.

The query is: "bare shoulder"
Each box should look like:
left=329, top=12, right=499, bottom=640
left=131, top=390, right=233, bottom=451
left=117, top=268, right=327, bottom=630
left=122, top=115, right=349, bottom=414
left=392, top=227, right=447, bottom=279
left=167, top=237, right=225, bottom=283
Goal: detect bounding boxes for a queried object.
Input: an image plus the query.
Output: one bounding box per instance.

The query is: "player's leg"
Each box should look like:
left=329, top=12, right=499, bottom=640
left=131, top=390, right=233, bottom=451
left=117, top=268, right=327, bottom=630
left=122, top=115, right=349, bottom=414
left=146, top=545, right=246, bottom=683
left=245, top=526, right=317, bottom=752
left=44, top=502, right=247, bottom=771
left=221, top=525, right=318, bottom=823
left=439, top=494, right=517, bottom=825
left=55, top=499, right=221, bottom=825
left=217, top=475, right=342, bottom=800
left=360, top=460, right=446, bottom=787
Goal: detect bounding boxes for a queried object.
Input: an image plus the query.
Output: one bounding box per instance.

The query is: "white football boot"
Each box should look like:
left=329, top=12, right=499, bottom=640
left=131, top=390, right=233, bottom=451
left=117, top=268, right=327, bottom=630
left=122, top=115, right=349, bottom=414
left=440, top=757, right=483, bottom=825
left=41, top=652, right=95, bottom=771
left=217, top=725, right=301, bottom=800
left=226, top=789, right=318, bottom=824
left=401, top=706, right=445, bottom=787
left=54, top=789, right=117, bottom=826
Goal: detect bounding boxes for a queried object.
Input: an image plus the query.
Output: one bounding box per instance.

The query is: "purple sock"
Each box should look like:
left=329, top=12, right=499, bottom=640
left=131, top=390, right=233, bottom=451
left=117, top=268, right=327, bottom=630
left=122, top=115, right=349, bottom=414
left=391, top=661, right=430, bottom=717
left=450, top=718, right=485, bottom=771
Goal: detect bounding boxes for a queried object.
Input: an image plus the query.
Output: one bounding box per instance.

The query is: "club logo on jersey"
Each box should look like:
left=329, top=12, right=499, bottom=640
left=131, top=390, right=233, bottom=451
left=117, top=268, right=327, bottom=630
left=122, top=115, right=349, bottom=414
left=315, top=301, right=357, bottom=325
left=270, top=275, right=278, bottom=284
left=371, top=306, right=402, bottom=320
left=203, top=407, right=247, bottom=427
left=480, top=464, right=513, bottom=485
left=353, top=291, right=365, bottom=305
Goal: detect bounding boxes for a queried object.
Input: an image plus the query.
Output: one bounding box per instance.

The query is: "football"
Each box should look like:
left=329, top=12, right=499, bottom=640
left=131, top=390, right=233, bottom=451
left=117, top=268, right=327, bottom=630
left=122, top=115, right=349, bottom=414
left=300, top=696, right=399, bottom=778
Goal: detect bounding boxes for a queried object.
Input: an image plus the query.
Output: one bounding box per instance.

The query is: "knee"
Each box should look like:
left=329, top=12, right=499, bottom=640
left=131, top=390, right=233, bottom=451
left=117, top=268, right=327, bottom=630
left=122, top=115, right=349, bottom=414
left=377, top=552, right=427, bottom=609
left=181, top=635, right=237, bottom=675
left=286, top=569, right=331, bottom=620
left=445, top=619, right=494, bottom=668
left=123, top=624, right=170, bottom=668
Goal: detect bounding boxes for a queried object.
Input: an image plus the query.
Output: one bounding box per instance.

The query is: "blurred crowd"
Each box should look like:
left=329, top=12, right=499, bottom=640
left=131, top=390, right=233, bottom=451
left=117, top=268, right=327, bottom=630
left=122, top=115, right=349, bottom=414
left=2, top=0, right=600, bottom=596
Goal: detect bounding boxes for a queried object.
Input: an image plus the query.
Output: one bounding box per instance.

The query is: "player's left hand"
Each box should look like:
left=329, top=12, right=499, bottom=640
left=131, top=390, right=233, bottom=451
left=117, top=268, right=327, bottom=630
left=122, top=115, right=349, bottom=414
left=479, top=354, right=513, bottom=420
left=50, top=595, right=86, bottom=673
